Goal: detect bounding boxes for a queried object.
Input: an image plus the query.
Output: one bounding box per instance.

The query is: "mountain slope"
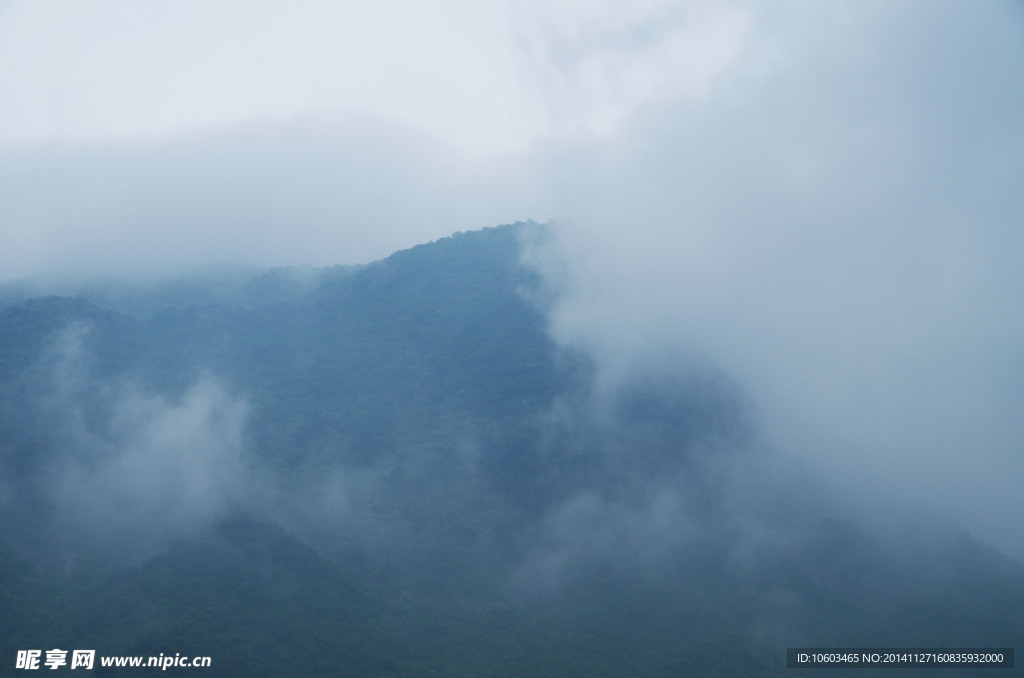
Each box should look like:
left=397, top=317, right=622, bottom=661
left=1, top=223, right=1021, bottom=676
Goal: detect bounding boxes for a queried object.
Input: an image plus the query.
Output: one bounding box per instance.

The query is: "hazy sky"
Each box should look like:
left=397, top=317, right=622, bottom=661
left=2, top=1, right=1023, bottom=556
left=0, top=0, right=756, bottom=277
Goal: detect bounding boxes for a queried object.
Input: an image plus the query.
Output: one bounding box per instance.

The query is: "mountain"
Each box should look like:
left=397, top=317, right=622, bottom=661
left=1, top=223, right=1021, bottom=676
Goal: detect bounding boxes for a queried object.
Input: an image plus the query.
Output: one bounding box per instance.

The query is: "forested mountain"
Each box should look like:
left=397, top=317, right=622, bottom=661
left=1, top=223, right=1021, bottom=676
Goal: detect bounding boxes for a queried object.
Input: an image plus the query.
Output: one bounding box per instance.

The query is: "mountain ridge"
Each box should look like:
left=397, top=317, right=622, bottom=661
left=1, top=222, right=1021, bottom=676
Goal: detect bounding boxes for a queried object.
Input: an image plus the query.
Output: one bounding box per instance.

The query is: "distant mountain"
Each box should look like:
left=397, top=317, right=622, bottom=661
left=0, top=262, right=362, bottom=318
left=1, top=223, right=1021, bottom=676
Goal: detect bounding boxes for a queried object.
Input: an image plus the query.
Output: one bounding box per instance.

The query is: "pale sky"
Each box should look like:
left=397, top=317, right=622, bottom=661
left=0, top=0, right=756, bottom=276
left=0, top=0, right=749, bottom=154
left=2, top=0, right=1024, bottom=557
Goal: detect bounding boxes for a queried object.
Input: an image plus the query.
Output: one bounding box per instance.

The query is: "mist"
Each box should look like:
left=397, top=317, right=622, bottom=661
left=52, top=377, right=249, bottom=550
left=1, top=323, right=252, bottom=563
left=1, top=0, right=1022, bottom=626
left=3, top=5, right=1024, bottom=673
left=0, top=119, right=545, bottom=282
left=521, top=1, right=1024, bottom=559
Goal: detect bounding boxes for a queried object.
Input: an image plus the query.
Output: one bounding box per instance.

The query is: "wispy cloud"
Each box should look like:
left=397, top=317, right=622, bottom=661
left=2, top=1, right=1022, bottom=561
left=524, top=1, right=1024, bottom=557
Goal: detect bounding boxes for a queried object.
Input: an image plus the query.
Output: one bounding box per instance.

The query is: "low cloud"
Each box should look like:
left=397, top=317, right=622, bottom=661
left=14, top=325, right=255, bottom=560
left=53, top=378, right=249, bottom=549
left=0, top=119, right=547, bottom=283
left=522, top=1, right=1024, bottom=559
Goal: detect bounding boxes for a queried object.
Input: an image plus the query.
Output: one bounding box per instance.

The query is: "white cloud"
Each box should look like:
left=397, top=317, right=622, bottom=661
left=524, top=0, right=1024, bottom=557
left=0, top=1, right=758, bottom=279
left=0, top=0, right=753, bottom=154
left=0, top=1, right=526, bottom=154
left=510, top=0, right=752, bottom=138
left=55, top=377, right=251, bottom=553
left=2, top=0, right=1022, bottom=559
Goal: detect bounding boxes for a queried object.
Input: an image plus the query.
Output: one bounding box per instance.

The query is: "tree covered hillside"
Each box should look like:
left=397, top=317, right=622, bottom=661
left=1, top=223, right=1021, bottom=676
